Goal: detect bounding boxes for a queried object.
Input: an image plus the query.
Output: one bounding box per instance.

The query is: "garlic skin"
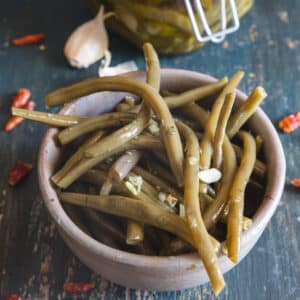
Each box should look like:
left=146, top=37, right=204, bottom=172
left=64, top=6, right=109, bottom=69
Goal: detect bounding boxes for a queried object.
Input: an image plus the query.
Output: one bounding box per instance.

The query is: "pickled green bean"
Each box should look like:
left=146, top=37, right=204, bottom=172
left=124, top=43, right=160, bottom=245
left=227, top=131, right=256, bottom=263
left=59, top=192, right=194, bottom=245
left=52, top=130, right=106, bottom=184
left=203, top=135, right=237, bottom=229
left=213, top=93, right=235, bottom=169
left=199, top=71, right=244, bottom=193
left=12, top=107, right=85, bottom=127
left=176, top=120, right=225, bottom=295
left=53, top=135, right=163, bottom=188
left=181, top=104, right=238, bottom=229
left=164, top=77, right=228, bottom=109
left=126, top=222, right=144, bottom=245
left=227, top=87, right=267, bottom=139
left=58, top=112, right=135, bottom=145
left=233, top=144, right=266, bottom=178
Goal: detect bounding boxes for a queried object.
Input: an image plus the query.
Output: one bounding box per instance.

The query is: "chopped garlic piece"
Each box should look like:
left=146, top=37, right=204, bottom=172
left=179, top=204, right=186, bottom=219
left=158, top=192, right=167, bottom=203
left=166, top=194, right=178, bottom=208
left=125, top=175, right=143, bottom=196
left=198, top=168, right=222, bottom=184
left=148, top=119, right=160, bottom=136
left=124, top=96, right=136, bottom=107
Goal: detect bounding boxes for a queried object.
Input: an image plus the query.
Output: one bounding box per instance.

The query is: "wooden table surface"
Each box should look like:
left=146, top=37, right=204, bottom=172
left=0, top=0, right=299, bottom=299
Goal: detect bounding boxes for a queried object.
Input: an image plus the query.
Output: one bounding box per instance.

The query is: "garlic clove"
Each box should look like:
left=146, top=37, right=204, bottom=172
left=198, top=168, right=222, bottom=184
left=64, top=6, right=110, bottom=69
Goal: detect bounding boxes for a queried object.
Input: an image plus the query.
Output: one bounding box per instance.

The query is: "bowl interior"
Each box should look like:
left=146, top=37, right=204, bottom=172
left=38, top=69, right=286, bottom=270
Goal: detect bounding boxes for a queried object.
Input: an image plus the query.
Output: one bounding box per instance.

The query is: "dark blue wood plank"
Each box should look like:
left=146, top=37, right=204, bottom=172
left=0, top=0, right=300, bottom=299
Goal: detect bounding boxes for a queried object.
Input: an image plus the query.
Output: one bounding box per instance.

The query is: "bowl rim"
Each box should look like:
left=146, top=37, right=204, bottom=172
left=38, top=68, right=286, bottom=269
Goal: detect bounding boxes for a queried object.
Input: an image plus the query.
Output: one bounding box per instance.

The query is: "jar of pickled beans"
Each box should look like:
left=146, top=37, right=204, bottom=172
left=90, top=0, right=253, bottom=54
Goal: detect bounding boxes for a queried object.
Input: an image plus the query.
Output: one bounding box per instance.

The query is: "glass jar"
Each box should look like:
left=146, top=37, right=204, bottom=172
left=90, top=0, right=253, bottom=54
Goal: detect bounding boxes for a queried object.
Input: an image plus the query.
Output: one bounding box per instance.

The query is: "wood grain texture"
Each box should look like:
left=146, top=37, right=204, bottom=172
left=0, top=0, right=299, bottom=299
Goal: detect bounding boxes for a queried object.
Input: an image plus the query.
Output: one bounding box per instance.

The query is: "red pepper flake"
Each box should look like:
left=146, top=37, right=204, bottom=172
left=5, top=100, right=36, bottom=132
left=12, top=33, right=45, bottom=46
left=12, top=88, right=31, bottom=108
left=8, top=161, right=33, bottom=186
left=3, top=295, right=23, bottom=300
left=63, top=282, right=95, bottom=294
left=291, top=178, right=300, bottom=187
left=278, top=112, right=300, bottom=133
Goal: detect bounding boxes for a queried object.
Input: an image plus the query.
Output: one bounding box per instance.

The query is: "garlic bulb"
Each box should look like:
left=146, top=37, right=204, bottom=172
left=64, top=6, right=112, bottom=69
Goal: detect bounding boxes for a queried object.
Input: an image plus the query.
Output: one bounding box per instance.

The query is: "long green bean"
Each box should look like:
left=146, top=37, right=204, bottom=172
left=58, top=112, right=135, bottom=145
left=164, top=77, right=228, bottom=109
left=203, top=135, right=237, bottom=229
left=52, top=130, right=106, bottom=184
left=12, top=107, right=85, bottom=127
left=53, top=135, right=163, bottom=188
left=100, top=177, right=113, bottom=195
left=221, top=213, right=253, bottom=231
left=213, top=93, right=235, bottom=169
left=199, top=71, right=244, bottom=193
left=59, top=192, right=195, bottom=245
left=46, top=76, right=184, bottom=186
left=126, top=222, right=144, bottom=245
left=176, top=120, right=225, bottom=295
left=181, top=104, right=238, bottom=229
left=233, top=144, right=266, bottom=178
left=124, top=43, right=160, bottom=245
left=227, top=86, right=267, bottom=139
left=227, top=131, right=256, bottom=263
left=83, top=105, right=150, bottom=158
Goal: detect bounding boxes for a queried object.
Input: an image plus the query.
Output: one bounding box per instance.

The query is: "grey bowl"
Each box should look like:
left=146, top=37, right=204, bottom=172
left=38, top=69, right=286, bottom=291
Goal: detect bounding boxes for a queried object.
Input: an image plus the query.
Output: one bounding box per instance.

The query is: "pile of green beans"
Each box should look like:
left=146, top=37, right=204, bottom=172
left=13, top=43, right=267, bottom=296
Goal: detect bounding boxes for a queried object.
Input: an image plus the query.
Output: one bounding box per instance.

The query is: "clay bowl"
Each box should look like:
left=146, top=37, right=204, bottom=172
left=38, top=69, right=286, bottom=291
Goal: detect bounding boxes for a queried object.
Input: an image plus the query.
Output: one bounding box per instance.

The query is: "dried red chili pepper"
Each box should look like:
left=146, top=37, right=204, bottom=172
left=12, top=88, right=31, bottom=108
left=5, top=101, right=36, bottom=132
left=12, top=33, right=45, bottom=46
left=3, top=294, right=23, bottom=300
left=8, top=161, right=33, bottom=186
left=291, top=178, right=300, bottom=187
left=278, top=112, right=300, bottom=133
left=63, top=282, right=95, bottom=294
